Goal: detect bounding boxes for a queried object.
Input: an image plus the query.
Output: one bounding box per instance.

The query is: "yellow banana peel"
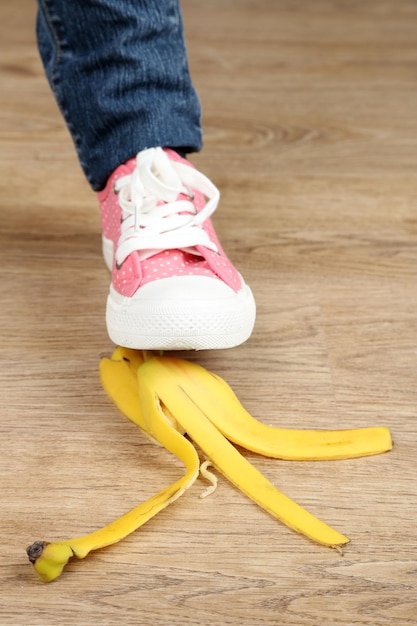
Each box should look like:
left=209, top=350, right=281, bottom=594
left=27, top=347, right=392, bottom=582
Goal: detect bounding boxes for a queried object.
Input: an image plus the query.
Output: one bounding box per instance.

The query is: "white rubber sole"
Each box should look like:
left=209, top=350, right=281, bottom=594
left=106, top=277, right=256, bottom=350
left=103, top=238, right=256, bottom=350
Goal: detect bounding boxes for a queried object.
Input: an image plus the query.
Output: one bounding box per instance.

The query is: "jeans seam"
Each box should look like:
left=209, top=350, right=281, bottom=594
left=38, top=0, right=62, bottom=94
left=38, top=0, right=93, bottom=184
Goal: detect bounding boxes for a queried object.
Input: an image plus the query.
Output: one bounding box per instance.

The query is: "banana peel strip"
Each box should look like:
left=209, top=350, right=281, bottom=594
left=27, top=391, right=200, bottom=582
left=138, top=359, right=349, bottom=547
left=144, top=355, right=393, bottom=460
left=26, top=347, right=392, bottom=582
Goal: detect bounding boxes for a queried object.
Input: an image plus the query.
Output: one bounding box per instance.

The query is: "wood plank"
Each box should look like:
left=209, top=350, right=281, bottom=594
left=0, top=1, right=416, bottom=624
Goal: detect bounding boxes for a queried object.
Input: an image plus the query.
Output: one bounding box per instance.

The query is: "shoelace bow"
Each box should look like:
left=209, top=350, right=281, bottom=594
left=114, top=148, right=219, bottom=268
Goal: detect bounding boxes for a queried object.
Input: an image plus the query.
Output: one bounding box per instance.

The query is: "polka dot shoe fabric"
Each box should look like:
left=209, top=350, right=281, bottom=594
left=97, top=147, right=256, bottom=350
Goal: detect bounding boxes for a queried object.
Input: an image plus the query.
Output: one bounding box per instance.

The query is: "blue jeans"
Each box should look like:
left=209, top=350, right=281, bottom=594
left=36, top=0, right=202, bottom=190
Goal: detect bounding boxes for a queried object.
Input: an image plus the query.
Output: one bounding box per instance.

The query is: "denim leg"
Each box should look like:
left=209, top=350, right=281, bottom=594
left=36, top=0, right=203, bottom=190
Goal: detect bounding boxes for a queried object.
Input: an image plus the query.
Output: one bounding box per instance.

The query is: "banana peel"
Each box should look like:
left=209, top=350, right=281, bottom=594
left=27, top=347, right=392, bottom=582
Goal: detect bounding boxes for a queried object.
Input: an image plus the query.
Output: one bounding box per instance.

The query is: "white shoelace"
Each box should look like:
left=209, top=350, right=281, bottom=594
left=114, top=148, right=220, bottom=268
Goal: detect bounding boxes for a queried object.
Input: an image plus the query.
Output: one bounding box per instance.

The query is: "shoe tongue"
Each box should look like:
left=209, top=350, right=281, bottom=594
left=149, top=149, right=199, bottom=216
left=145, top=149, right=185, bottom=202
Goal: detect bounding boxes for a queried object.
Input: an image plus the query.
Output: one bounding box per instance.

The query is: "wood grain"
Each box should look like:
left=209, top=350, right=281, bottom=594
left=1, top=0, right=416, bottom=624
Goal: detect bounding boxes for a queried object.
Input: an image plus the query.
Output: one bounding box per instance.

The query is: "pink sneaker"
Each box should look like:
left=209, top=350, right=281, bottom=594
left=97, top=147, right=256, bottom=350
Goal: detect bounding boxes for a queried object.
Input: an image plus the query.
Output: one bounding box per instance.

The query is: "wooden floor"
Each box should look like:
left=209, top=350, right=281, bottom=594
left=1, top=0, right=416, bottom=624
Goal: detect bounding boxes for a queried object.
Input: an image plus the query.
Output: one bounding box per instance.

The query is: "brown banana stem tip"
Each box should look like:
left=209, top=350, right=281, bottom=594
left=26, top=541, right=48, bottom=564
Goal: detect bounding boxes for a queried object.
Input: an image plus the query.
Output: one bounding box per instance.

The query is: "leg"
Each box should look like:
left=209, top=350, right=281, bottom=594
left=36, top=0, right=202, bottom=191
left=35, top=0, right=256, bottom=349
